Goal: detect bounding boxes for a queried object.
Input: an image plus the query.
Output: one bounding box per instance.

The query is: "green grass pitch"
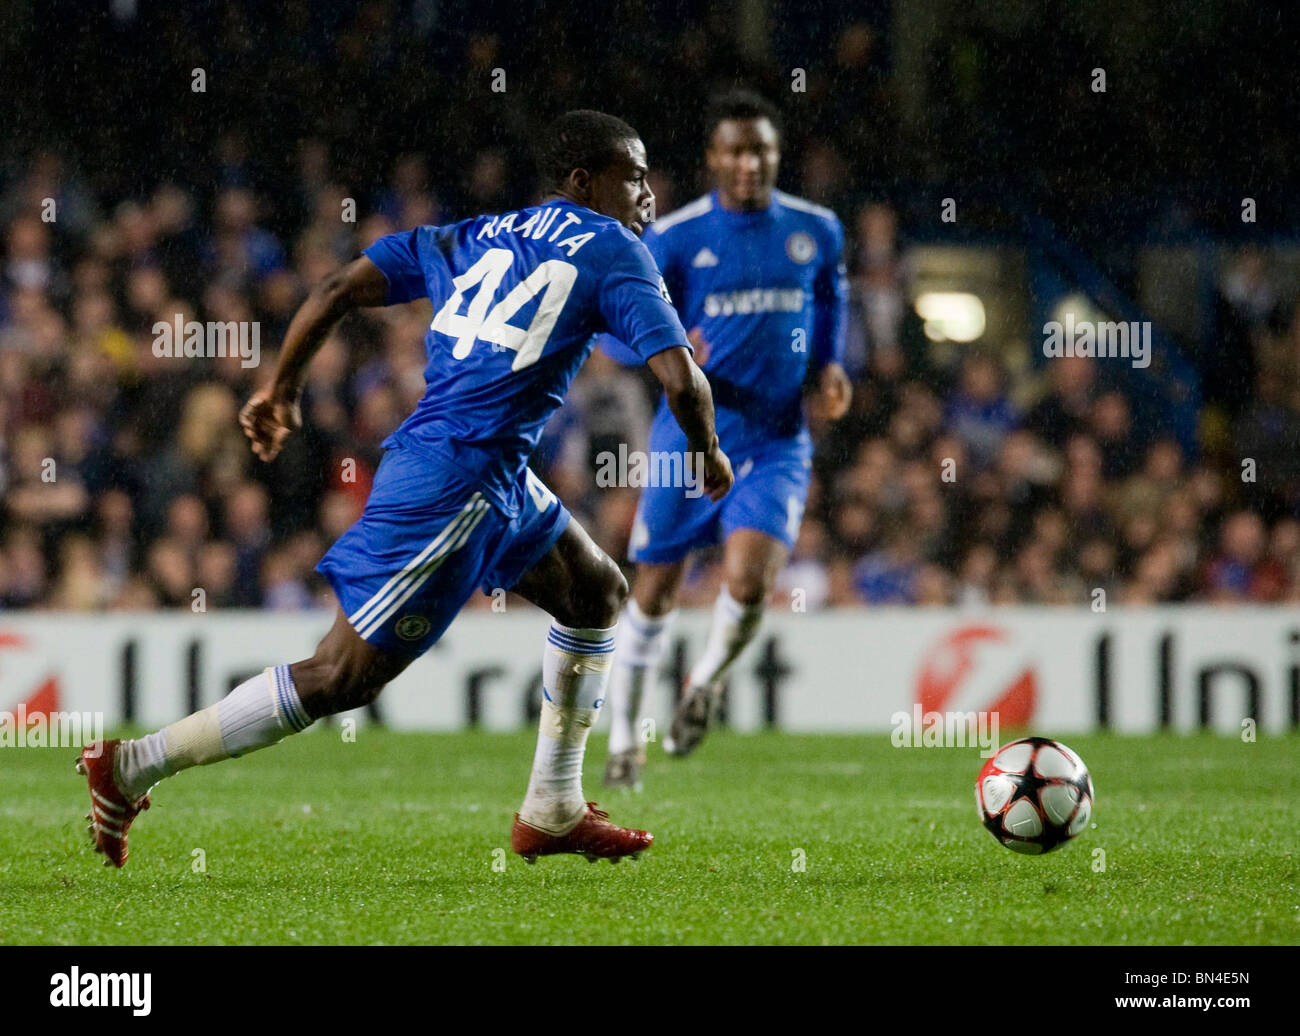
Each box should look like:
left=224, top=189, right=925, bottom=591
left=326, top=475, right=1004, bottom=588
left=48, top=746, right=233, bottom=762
left=2, top=729, right=1297, bottom=945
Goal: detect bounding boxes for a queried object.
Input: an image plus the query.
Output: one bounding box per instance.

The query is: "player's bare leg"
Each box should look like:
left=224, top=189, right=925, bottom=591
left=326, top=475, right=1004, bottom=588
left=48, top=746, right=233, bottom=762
left=603, top=558, right=687, bottom=788
left=78, top=608, right=412, bottom=867
left=665, top=528, right=788, bottom=756
left=507, top=519, right=653, bottom=862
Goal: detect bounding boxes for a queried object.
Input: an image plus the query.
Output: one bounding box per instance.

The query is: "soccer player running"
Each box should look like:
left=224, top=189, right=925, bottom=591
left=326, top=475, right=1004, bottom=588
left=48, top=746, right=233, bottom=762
left=76, top=111, right=732, bottom=868
left=602, top=90, right=850, bottom=789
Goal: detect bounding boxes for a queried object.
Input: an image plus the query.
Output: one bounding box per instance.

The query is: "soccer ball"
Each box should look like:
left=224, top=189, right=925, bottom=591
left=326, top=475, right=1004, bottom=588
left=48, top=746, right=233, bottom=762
left=975, top=737, right=1094, bottom=855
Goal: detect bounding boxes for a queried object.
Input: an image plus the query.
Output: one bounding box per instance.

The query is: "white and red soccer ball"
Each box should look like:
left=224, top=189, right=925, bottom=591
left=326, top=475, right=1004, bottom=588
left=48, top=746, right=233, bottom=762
left=976, top=737, right=1094, bottom=855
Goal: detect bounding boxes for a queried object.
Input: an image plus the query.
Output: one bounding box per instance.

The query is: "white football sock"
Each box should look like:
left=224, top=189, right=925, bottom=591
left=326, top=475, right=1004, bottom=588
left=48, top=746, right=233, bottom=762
left=519, top=622, right=615, bottom=834
left=687, top=585, right=764, bottom=691
left=606, top=599, right=676, bottom=756
left=114, top=665, right=312, bottom=800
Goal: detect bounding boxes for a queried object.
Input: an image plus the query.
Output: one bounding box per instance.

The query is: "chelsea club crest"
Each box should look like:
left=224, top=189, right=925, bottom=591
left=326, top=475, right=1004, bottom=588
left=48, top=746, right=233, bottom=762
left=395, top=614, right=432, bottom=641
left=785, top=231, right=816, bottom=264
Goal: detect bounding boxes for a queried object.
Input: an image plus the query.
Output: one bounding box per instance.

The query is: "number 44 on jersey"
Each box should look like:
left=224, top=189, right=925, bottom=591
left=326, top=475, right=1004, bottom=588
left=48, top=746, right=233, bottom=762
left=430, top=247, right=578, bottom=371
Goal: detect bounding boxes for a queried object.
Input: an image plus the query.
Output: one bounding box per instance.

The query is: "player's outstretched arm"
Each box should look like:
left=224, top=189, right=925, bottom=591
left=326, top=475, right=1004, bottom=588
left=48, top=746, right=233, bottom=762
left=646, top=346, right=734, bottom=501
left=240, top=257, right=390, bottom=462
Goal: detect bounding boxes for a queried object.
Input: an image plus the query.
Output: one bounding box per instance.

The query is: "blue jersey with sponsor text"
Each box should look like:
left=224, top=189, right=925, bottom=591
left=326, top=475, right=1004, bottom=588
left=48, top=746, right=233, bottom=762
left=603, top=189, right=847, bottom=458
left=362, top=199, right=688, bottom=516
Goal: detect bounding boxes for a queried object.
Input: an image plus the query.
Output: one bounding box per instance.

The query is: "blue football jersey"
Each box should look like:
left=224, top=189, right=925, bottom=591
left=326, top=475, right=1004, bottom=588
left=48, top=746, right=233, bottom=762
left=603, top=189, right=847, bottom=457
left=362, top=199, right=688, bottom=516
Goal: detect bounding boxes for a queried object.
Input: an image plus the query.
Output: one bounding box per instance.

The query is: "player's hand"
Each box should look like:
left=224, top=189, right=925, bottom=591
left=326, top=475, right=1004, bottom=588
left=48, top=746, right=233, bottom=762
left=817, top=363, right=853, bottom=421
left=239, top=388, right=301, bottom=462
left=700, top=440, right=734, bottom=501
left=687, top=326, right=711, bottom=368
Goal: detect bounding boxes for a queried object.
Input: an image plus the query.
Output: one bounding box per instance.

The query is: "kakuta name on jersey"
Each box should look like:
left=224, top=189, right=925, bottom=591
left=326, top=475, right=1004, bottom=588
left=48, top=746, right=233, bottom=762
left=476, top=208, right=597, bottom=255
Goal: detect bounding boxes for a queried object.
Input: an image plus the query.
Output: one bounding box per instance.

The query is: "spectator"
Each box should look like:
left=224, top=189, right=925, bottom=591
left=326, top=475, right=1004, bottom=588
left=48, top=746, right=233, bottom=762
left=1026, top=355, right=1095, bottom=447
left=944, top=354, right=1018, bottom=470
left=1202, top=511, right=1267, bottom=601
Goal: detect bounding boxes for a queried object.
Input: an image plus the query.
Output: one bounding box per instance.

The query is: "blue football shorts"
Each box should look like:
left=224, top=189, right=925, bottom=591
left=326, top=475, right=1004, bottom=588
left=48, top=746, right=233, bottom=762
left=317, top=444, right=570, bottom=656
left=628, top=433, right=811, bottom=565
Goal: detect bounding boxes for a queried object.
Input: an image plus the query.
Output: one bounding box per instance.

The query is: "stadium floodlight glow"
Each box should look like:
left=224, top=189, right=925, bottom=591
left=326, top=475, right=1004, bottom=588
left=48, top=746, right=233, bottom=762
left=914, top=292, right=985, bottom=342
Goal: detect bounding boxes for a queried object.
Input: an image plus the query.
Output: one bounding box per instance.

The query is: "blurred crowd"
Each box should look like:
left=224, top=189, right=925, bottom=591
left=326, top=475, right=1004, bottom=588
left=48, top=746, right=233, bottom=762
left=3, top=5, right=1300, bottom=612
left=4, top=146, right=1300, bottom=613
left=548, top=277, right=1300, bottom=610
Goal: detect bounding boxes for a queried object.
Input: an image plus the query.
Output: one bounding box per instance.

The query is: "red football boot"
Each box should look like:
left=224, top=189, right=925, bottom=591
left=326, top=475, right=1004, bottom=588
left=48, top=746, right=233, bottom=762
left=511, top=802, right=652, bottom=864
left=75, top=740, right=151, bottom=868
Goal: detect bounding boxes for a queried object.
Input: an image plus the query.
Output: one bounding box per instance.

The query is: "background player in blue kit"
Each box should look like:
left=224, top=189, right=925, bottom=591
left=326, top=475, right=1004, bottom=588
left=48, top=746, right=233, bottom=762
left=602, top=91, right=852, bottom=788
left=76, top=111, right=733, bottom=868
